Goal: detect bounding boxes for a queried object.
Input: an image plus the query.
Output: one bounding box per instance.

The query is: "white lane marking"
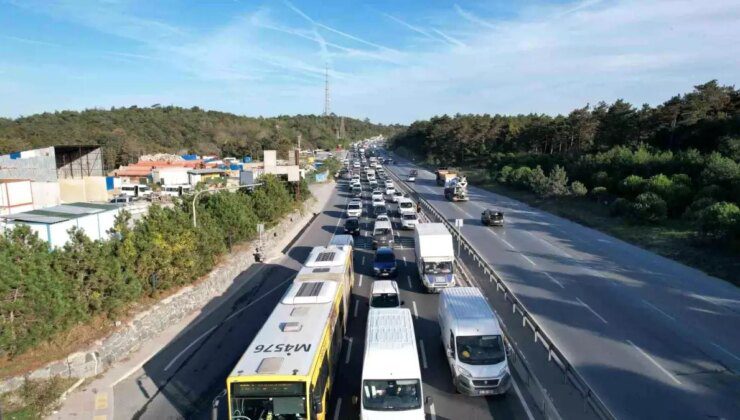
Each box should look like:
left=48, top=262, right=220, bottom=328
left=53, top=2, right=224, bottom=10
left=429, top=402, right=436, bottom=420
left=226, top=279, right=292, bottom=322
left=402, top=256, right=407, bottom=263
left=510, top=376, right=536, bottom=420
left=361, top=255, right=365, bottom=265
left=643, top=300, right=676, bottom=322
left=419, top=339, right=428, bottom=369
left=626, top=340, right=682, bottom=385
left=576, top=297, right=608, bottom=324
left=164, top=325, right=217, bottom=371
left=711, top=342, right=740, bottom=363
left=543, top=272, right=565, bottom=289
left=333, top=398, right=342, bottom=420
left=412, top=301, right=419, bottom=319
left=354, top=299, right=359, bottom=318
left=521, top=254, right=537, bottom=267
left=407, top=275, right=412, bottom=289
left=499, top=237, right=516, bottom=250
left=527, top=231, right=574, bottom=258
left=358, top=274, right=363, bottom=288
left=345, top=337, right=353, bottom=364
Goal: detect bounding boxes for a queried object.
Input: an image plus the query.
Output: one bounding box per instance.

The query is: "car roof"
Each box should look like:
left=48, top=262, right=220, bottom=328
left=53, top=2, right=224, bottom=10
left=375, top=246, right=395, bottom=255
left=371, top=280, right=399, bottom=295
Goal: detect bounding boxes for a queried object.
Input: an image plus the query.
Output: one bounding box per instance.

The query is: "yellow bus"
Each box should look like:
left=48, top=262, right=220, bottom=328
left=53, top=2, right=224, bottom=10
left=227, top=279, right=347, bottom=420
left=297, top=245, right=354, bottom=332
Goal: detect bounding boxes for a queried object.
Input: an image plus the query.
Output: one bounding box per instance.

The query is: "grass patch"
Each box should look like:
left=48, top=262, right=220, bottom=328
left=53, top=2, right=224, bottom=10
left=1, top=377, right=77, bottom=419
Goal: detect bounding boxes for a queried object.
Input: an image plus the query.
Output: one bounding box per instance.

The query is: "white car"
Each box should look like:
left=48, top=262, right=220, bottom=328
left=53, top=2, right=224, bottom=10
left=384, top=180, right=394, bottom=189
left=391, top=191, right=404, bottom=203
left=401, top=213, right=419, bottom=229
left=407, top=175, right=416, bottom=182
left=397, top=198, right=416, bottom=216
left=347, top=202, right=363, bottom=217
left=372, top=196, right=384, bottom=207
left=375, top=214, right=391, bottom=223
left=385, top=186, right=396, bottom=196
left=368, top=178, right=378, bottom=187
left=353, top=162, right=360, bottom=169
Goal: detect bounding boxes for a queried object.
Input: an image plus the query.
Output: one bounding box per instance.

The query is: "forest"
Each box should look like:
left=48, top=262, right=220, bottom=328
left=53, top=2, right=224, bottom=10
left=0, top=106, right=403, bottom=169
left=390, top=80, right=739, bottom=248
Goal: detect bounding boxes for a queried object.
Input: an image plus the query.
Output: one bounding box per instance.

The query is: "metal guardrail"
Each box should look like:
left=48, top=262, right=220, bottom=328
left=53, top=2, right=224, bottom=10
left=386, top=165, right=615, bottom=420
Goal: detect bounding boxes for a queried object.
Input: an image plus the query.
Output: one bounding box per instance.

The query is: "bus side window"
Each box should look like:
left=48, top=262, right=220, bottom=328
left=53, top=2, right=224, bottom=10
left=331, top=302, right=344, bottom=367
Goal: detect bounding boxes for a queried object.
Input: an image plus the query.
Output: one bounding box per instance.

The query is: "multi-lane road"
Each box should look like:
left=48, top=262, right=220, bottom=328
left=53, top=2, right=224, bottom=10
left=385, top=154, right=740, bottom=420
left=110, top=172, right=532, bottom=419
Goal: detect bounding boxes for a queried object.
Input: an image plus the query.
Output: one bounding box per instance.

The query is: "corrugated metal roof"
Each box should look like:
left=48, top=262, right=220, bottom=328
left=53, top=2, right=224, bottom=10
left=1, top=202, right=120, bottom=224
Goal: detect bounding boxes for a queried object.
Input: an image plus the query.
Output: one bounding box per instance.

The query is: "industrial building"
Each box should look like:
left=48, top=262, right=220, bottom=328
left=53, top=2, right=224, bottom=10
left=0, top=202, right=122, bottom=248
left=0, top=145, right=110, bottom=207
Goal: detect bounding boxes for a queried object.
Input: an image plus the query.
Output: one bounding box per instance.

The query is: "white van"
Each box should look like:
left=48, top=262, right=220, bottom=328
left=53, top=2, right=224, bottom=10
left=397, top=198, right=416, bottom=216
left=438, top=287, right=511, bottom=396
left=360, top=308, right=425, bottom=419
left=370, top=280, right=402, bottom=308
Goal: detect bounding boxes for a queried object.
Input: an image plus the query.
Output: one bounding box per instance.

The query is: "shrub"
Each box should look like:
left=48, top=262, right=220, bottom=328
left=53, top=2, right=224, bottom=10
left=610, top=197, right=632, bottom=216
left=701, top=152, right=739, bottom=186
left=670, top=173, right=692, bottom=186
left=545, top=165, right=569, bottom=197
left=570, top=181, right=588, bottom=197
left=619, top=175, right=646, bottom=199
left=592, top=171, right=610, bottom=188
left=591, top=186, right=609, bottom=202
left=510, top=166, right=534, bottom=188
left=528, top=166, right=549, bottom=196
left=497, top=165, right=513, bottom=183
left=630, top=192, right=667, bottom=223
left=646, top=174, right=673, bottom=198
left=684, top=197, right=717, bottom=220
left=698, top=202, right=740, bottom=240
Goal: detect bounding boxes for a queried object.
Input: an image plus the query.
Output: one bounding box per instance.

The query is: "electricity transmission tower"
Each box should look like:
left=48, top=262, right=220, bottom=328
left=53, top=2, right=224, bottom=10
left=323, top=64, right=330, bottom=117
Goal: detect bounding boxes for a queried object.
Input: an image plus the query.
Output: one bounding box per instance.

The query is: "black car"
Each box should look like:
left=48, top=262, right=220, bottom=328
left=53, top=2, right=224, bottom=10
left=481, top=209, right=504, bottom=226
left=344, top=217, right=361, bottom=235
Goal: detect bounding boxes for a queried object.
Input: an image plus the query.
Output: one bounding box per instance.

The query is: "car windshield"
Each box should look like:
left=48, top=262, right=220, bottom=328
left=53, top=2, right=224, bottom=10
left=400, top=202, right=413, bottom=209
left=374, top=228, right=391, bottom=237
left=456, top=335, right=506, bottom=365
left=230, top=382, right=306, bottom=420
left=375, top=206, right=387, bottom=214
left=403, top=214, right=417, bottom=220
left=423, top=261, right=453, bottom=274
left=362, top=379, right=421, bottom=411
left=371, top=293, right=400, bottom=308
left=346, top=219, right=359, bottom=228
left=375, top=251, right=395, bottom=263
left=349, top=204, right=361, bottom=210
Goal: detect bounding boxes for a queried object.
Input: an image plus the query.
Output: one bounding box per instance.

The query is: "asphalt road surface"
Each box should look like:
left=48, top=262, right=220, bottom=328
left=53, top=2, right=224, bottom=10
left=384, top=154, right=740, bottom=420
left=112, top=175, right=532, bottom=420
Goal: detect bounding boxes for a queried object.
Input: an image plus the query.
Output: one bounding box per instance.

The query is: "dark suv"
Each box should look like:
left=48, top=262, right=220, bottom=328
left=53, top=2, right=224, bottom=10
left=372, top=247, right=398, bottom=278
left=344, top=217, right=361, bottom=235
left=481, top=209, right=504, bottom=226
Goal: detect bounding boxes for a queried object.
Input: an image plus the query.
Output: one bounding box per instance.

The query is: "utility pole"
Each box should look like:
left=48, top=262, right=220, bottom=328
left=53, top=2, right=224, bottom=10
left=323, top=63, right=330, bottom=117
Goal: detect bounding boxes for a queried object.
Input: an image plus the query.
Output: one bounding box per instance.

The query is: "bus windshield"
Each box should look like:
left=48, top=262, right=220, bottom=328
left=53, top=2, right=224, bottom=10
left=456, top=335, right=505, bottom=365
left=362, top=379, right=421, bottom=411
left=423, top=261, right=452, bottom=275
left=230, top=382, right=306, bottom=420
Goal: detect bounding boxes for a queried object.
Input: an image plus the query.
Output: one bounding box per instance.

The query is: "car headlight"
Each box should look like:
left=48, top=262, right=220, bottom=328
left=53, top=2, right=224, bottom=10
left=457, top=367, right=472, bottom=378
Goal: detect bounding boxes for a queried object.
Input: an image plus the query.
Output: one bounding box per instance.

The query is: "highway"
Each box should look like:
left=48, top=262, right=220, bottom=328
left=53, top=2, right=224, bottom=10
left=384, top=155, right=740, bottom=420
left=110, top=174, right=533, bottom=419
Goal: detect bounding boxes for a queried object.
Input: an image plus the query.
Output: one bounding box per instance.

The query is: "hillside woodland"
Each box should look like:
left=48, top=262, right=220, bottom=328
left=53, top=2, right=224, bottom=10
left=0, top=107, right=403, bottom=168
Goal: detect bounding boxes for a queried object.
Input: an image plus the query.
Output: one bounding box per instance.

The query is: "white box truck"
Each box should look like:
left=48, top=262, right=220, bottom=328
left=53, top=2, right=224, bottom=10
left=413, top=223, right=456, bottom=293
left=359, top=308, right=425, bottom=419
left=438, top=287, right=511, bottom=396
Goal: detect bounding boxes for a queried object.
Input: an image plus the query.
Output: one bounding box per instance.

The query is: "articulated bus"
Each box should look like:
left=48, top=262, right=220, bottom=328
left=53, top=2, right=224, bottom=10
left=227, top=278, right=347, bottom=420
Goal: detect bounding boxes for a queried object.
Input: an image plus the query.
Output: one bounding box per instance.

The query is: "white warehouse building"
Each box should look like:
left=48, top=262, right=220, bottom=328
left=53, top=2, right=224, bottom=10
left=0, top=202, right=122, bottom=248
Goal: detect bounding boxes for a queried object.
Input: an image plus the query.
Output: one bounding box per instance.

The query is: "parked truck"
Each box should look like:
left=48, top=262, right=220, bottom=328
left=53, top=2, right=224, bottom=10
left=444, top=176, right=469, bottom=201
left=414, top=223, right=456, bottom=293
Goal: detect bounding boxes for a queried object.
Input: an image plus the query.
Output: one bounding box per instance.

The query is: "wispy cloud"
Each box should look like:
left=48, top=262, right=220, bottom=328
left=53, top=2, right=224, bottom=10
left=432, top=29, right=466, bottom=48
left=454, top=4, right=496, bottom=30
left=1, top=35, right=61, bottom=47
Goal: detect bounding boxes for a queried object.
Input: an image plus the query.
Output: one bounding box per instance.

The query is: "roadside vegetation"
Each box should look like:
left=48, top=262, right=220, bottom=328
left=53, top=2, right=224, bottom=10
left=0, top=175, right=309, bottom=376
left=0, top=376, right=77, bottom=419
left=390, top=80, right=740, bottom=285
left=0, top=106, right=404, bottom=168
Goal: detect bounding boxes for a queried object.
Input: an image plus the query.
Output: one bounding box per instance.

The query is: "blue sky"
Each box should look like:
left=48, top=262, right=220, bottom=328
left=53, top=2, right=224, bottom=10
left=1, top=0, right=739, bottom=124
